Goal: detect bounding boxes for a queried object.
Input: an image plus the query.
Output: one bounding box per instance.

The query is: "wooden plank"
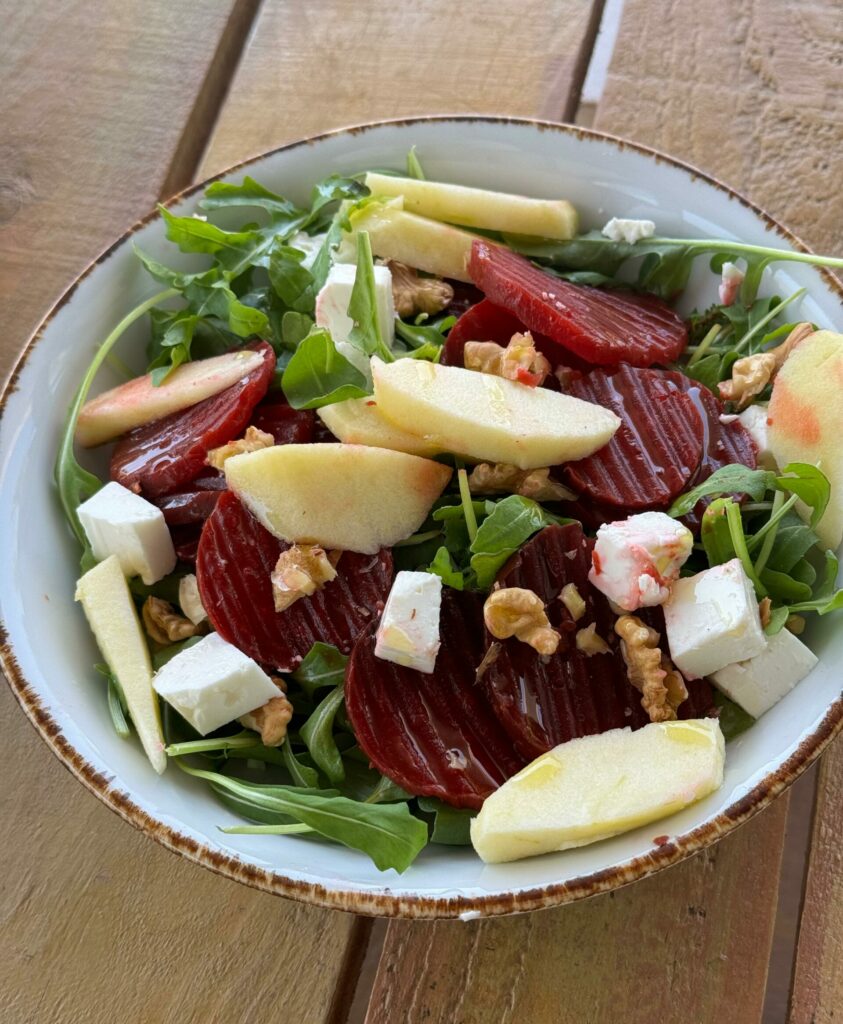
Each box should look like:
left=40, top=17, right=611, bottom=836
left=790, top=741, right=843, bottom=1023
left=0, top=3, right=359, bottom=1021
left=199, top=0, right=603, bottom=178
left=366, top=804, right=789, bottom=1024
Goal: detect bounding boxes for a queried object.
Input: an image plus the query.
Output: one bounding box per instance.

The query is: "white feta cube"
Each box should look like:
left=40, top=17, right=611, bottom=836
left=738, top=403, right=776, bottom=469
left=711, top=627, right=817, bottom=718
left=375, top=571, right=442, bottom=674
left=178, top=573, right=207, bottom=625
left=288, top=229, right=327, bottom=272
left=152, top=632, right=279, bottom=736
left=601, top=217, right=656, bottom=245
left=718, top=261, right=745, bottom=306
left=663, top=558, right=767, bottom=679
left=77, top=481, right=176, bottom=585
left=315, top=263, right=395, bottom=377
left=589, top=512, right=693, bottom=611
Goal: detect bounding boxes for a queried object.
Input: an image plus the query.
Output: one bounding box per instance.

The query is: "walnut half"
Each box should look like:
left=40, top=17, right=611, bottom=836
left=484, top=587, right=560, bottom=655
left=468, top=462, right=576, bottom=502
left=718, top=322, right=814, bottom=410
left=142, top=596, right=204, bottom=645
left=615, top=614, right=687, bottom=722
left=387, top=260, right=454, bottom=318
left=239, top=677, right=293, bottom=746
left=271, top=544, right=339, bottom=612
left=206, top=426, right=275, bottom=471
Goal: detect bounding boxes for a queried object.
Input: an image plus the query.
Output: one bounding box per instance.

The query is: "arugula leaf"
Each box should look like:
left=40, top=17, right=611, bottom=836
left=95, top=664, right=131, bottom=739
left=787, top=552, right=843, bottom=614
left=268, top=243, right=317, bottom=313
left=668, top=466, right=775, bottom=518
left=199, top=177, right=306, bottom=224
left=759, top=568, right=812, bottom=603
left=470, top=495, right=559, bottom=589
left=282, top=742, right=320, bottom=787
left=310, top=210, right=343, bottom=291
left=281, top=328, right=370, bottom=409
left=417, top=797, right=475, bottom=845
left=765, top=605, right=790, bottom=636
left=291, top=642, right=349, bottom=698
left=305, top=174, right=369, bottom=231
left=764, top=513, right=819, bottom=574
left=394, top=314, right=455, bottom=351
left=700, top=498, right=737, bottom=567
left=299, top=684, right=346, bottom=783
left=280, top=311, right=314, bottom=350
left=347, top=231, right=392, bottom=360
left=406, top=146, right=426, bottom=180
left=180, top=764, right=427, bottom=871
left=714, top=691, right=755, bottom=740
left=426, top=546, right=465, bottom=590
left=160, top=207, right=260, bottom=257
left=775, top=463, right=830, bottom=528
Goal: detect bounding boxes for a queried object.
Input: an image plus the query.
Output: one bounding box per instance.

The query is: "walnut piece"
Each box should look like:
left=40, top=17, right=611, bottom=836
left=786, top=614, right=806, bottom=636
left=271, top=544, right=338, bottom=612
left=239, top=677, right=293, bottom=746
left=560, top=583, right=586, bottom=621
left=575, top=622, right=610, bottom=656
left=719, top=322, right=814, bottom=410
left=142, top=596, right=204, bottom=645
left=468, top=462, right=576, bottom=502
left=206, top=426, right=275, bottom=470
left=483, top=587, right=560, bottom=655
left=464, top=331, right=551, bottom=387
left=387, top=260, right=454, bottom=318
left=615, top=614, right=688, bottom=722
left=758, top=597, right=772, bottom=630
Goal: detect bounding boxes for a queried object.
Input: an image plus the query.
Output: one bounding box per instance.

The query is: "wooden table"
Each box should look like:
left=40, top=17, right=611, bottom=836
left=2, top=2, right=841, bottom=1021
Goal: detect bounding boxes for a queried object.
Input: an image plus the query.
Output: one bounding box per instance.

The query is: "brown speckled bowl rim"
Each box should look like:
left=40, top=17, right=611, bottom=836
left=1, top=115, right=841, bottom=919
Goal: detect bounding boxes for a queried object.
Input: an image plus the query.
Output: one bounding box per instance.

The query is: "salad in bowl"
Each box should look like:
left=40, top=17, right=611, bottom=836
left=56, top=145, right=843, bottom=875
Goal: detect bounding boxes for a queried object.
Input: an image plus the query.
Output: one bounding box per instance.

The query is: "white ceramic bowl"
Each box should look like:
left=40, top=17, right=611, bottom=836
left=1, top=117, right=840, bottom=918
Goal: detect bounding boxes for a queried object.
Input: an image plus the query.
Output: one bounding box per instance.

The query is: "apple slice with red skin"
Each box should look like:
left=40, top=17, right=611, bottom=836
left=197, top=491, right=393, bottom=671
left=468, top=240, right=688, bottom=367
left=345, top=590, right=527, bottom=809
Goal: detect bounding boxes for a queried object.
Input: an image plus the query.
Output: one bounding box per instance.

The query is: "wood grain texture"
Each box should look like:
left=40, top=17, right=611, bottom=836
left=790, top=743, right=843, bottom=1024
left=200, top=0, right=603, bottom=177
left=366, top=803, right=789, bottom=1024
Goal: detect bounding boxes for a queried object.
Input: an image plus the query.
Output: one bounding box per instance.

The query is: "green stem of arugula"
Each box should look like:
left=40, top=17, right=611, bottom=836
left=166, top=732, right=259, bottom=757
left=725, top=500, right=767, bottom=597
left=221, top=824, right=313, bottom=835
left=753, top=490, right=785, bottom=576
left=746, top=493, right=800, bottom=554
left=649, top=239, right=843, bottom=270
left=457, top=468, right=478, bottom=542
left=105, top=351, right=136, bottom=380
left=733, top=288, right=806, bottom=354
left=393, top=529, right=444, bottom=548
left=687, top=325, right=722, bottom=367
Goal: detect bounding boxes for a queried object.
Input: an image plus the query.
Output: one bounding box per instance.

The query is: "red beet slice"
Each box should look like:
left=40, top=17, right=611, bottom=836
left=196, top=491, right=393, bottom=671
left=110, top=341, right=275, bottom=497
left=481, top=524, right=712, bottom=761
left=468, top=241, right=688, bottom=367
left=676, top=375, right=758, bottom=488
left=152, top=472, right=226, bottom=526
left=250, top=394, right=315, bottom=445
left=171, top=524, right=202, bottom=563
left=562, top=364, right=705, bottom=509
left=346, top=590, right=526, bottom=809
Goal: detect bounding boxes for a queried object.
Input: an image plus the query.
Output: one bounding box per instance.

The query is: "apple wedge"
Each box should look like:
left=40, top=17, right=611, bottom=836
left=371, top=357, right=620, bottom=470
left=471, top=719, right=725, bottom=863
left=365, top=173, right=578, bottom=240
left=224, top=443, right=452, bottom=554
left=767, top=329, right=843, bottom=550
left=337, top=203, right=483, bottom=282
left=76, top=348, right=264, bottom=447
left=317, top=398, right=442, bottom=458
left=75, top=555, right=167, bottom=774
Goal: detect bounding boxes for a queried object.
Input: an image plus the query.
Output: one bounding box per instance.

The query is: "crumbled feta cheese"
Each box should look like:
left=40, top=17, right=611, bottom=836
left=711, top=627, right=817, bottom=718
left=77, top=481, right=176, bottom=585
left=738, top=403, right=776, bottom=469
left=589, top=512, right=693, bottom=612
left=375, top=571, right=442, bottom=674
left=315, top=263, right=395, bottom=377
left=718, top=261, right=745, bottom=306
left=178, top=573, right=207, bottom=625
left=601, top=217, right=656, bottom=245
left=288, top=230, right=328, bottom=272
left=152, top=632, right=279, bottom=735
left=663, top=559, right=767, bottom=679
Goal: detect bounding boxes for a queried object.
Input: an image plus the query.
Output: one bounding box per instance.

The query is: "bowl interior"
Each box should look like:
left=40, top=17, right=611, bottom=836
left=1, top=118, right=840, bottom=916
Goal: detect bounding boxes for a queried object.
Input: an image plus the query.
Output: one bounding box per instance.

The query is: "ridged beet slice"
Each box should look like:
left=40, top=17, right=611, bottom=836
left=468, top=241, right=688, bottom=367
left=110, top=341, right=275, bottom=497
left=197, top=491, right=393, bottom=671
left=154, top=471, right=226, bottom=526
left=250, top=395, right=315, bottom=444
left=562, top=365, right=705, bottom=509
left=481, top=524, right=713, bottom=761
left=346, top=590, right=526, bottom=809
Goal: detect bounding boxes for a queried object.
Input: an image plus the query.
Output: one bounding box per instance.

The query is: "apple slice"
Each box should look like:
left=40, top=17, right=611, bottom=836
left=337, top=203, right=483, bottom=282
left=317, top=398, right=442, bottom=458
left=372, top=357, right=620, bottom=470
left=77, top=348, right=264, bottom=447
left=365, top=173, right=578, bottom=240
left=75, top=555, right=167, bottom=774
left=470, top=719, right=725, bottom=863
left=224, top=443, right=453, bottom=554
left=767, top=329, right=843, bottom=550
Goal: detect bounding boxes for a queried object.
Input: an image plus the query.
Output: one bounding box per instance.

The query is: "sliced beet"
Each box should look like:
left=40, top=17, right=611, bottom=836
left=171, top=524, right=202, bottom=564
left=468, top=241, right=688, bottom=367
left=250, top=395, right=315, bottom=445
left=110, top=341, right=275, bottom=497
left=196, top=491, right=393, bottom=671
left=562, top=364, right=705, bottom=509
left=153, top=471, right=226, bottom=526
left=345, top=590, right=526, bottom=809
